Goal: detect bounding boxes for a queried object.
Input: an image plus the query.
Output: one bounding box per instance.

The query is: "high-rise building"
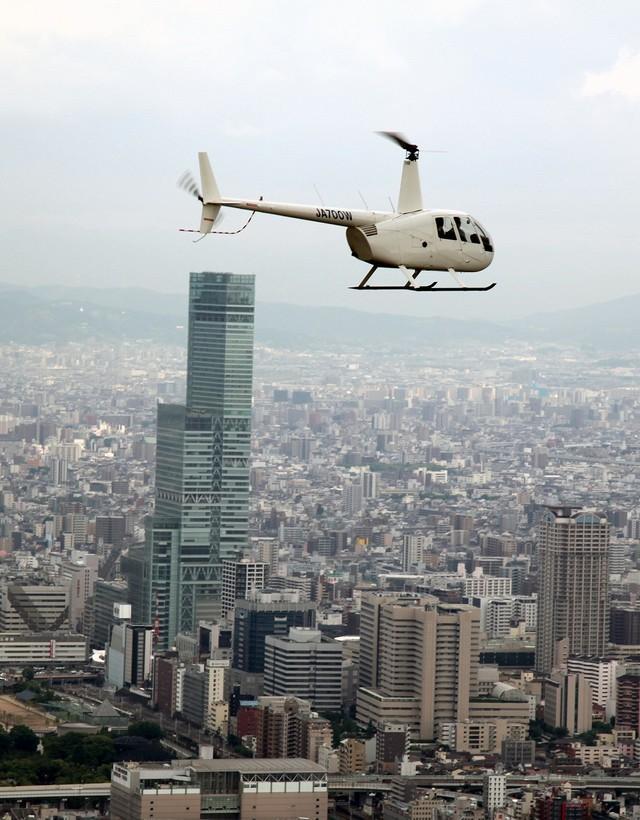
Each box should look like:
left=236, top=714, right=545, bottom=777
left=535, top=507, right=609, bottom=676
left=106, top=612, right=153, bottom=690
left=483, top=772, right=507, bottom=816
left=233, top=593, right=317, bottom=676
left=130, top=273, right=255, bottom=649
left=264, top=627, right=343, bottom=712
left=543, top=671, right=592, bottom=735
left=356, top=593, right=480, bottom=740
left=616, top=673, right=640, bottom=734
left=610, top=605, right=640, bottom=646
left=222, top=559, right=269, bottom=618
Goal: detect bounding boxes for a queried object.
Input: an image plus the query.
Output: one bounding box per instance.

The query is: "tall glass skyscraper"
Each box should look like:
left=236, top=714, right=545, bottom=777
left=126, top=273, right=255, bottom=649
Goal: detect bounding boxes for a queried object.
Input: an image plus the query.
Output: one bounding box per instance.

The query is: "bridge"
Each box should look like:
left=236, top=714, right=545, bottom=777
left=0, top=783, right=110, bottom=801
left=3, top=772, right=640, bottom=804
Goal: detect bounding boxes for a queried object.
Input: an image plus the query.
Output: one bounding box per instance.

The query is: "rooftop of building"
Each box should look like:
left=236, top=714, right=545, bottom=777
left=178, top=758, right=327, bottom=774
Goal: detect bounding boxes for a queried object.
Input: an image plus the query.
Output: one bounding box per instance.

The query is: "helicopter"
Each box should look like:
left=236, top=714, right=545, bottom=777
left=179, top=132, right=495, bottom=292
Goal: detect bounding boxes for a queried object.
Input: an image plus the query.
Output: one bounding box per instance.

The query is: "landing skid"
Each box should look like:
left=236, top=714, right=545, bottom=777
left=351, top=264, right=496, bottom=292
left=351, top=283, right=496, bottom=292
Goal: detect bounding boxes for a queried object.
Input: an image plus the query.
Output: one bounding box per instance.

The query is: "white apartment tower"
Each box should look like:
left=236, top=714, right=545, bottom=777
left=536, top=507, right=609, bottom=676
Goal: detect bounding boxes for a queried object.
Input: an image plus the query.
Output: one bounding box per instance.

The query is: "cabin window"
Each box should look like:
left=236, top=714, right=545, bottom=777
left=436, top=216, right=457, bottom=241
left=455, top=216, right=481, bottom=244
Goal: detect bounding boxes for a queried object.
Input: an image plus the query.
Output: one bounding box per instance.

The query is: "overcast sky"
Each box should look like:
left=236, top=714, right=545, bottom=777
left=2, top=1, right=639, bottom=321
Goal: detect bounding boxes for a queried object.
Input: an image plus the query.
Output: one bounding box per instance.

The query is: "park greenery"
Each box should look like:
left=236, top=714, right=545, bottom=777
left=0, top=721, right=173, bottom=786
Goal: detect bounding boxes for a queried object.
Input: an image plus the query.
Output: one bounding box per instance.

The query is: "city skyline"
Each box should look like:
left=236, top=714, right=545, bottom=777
left=2, top=2, right=640, bottom=321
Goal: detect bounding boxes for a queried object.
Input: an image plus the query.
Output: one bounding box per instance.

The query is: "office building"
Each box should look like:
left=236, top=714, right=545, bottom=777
left=501, top=738, right=535, bottom=768
left=222, top=558, right=269, bottom=618
left=616, top=673, right=640, bottom=734
left=0, top=584, right=69, bottom=633
left=535, top=507, right=609, bottom=676
left=131, top=273, right=255, bottom=648
left=401, top=534, right=429, bottom=571
left=111, top=758, right=328, bottom=820
left=233, top=592, right=317, bottom=679
left=106, top=612, right=153, bottom=690
left=543, top=671, right=592, bottom=735
left=376, top=723, right=409, bottom=774
left=0, top=633, right=88, bottom=665
left=88, top=579, right=129, bottom=648
left=356, top=593, right=479, bottom=740
left=566, top=656, right=617, bottom=709
left=483, top=772, right=507, bottom=816
left=96, top=515, right=126, bottom=547
left=264, top=627, right=343, bottom=712
left=61, top=556, right=98, bottom=631
left=610, top=605, right=640, bottom=646
left=252, top=696, right=332, bottom=761
left=463, top=570, right=511, bottom=599
left=181, top=658, right=230, bottom=732
left=343, top=480, right=363, bottom=516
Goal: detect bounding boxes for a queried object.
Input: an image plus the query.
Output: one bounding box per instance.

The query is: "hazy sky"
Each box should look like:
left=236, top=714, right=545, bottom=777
left=2, top=1, right=639, bottom=321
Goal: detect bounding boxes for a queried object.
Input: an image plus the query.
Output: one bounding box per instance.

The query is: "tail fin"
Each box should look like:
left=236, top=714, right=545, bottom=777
left=397, top=158, right=423, bottom=213
left=198, top=152, right=222, bottom=233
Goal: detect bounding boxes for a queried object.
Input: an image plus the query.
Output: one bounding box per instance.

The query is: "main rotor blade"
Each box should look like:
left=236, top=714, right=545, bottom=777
left=377, top=131, right=419, bottom=156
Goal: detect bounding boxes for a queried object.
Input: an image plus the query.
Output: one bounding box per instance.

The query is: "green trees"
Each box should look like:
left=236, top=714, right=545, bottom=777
left=0, top=725, right=172, bottom=786
left=127, top=721, right=164, bottom=741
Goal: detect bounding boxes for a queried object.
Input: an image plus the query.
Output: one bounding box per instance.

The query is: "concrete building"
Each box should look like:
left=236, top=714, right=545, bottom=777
left=61, top=556, right=98, bottom=631
left=501, top=738, right=535, bottom=768
left=0, top=584, right=69, bottom=633
left=264, top=627, right=342, bottom=712
left=232, top=593, right=316, bottom=691
left=439, top=719, right=527, bottom=755
left=106, top=615, right=153, bottom=690
left=464, top=570, right=511, bottom=599
left=110, top=763, right=201, bottom=820
left=0, top=632, right=88, bottom=665
left=483, top=772, right=507, bottom=815
left=567, top=656, right=617, bottom=710
left=338, top=736, right=366, bottom=774
left=401, top=534, right=429, bottom=571
left=535, top=507, right=609, bottom=676
left=543, top=671, right=592, bottom=735
left=616, top=672, right=640, bottom=734
left=356, top=593, right=480, bottom=740
left=376, top=723, right=409, bottom=774
left=181, top=658, right=230, bottom=733
left=610, top=605, right=640, bottom=646
left=88, top=579, right=129, bottom=648
left=222, top=558, right=269, bottom=618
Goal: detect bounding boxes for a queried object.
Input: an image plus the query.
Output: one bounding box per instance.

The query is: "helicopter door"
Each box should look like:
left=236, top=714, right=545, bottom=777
left=454, top=216, right=484, bottom=264
left=435, top=216, right=462, bottom=266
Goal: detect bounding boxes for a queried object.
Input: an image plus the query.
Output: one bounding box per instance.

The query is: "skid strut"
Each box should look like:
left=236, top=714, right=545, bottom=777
left=351, top=265, right=495, bottom=292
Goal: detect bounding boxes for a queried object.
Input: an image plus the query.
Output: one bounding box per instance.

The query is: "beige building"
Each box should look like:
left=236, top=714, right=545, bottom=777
left=110, top=763, right=201, bottom=820
left=536, top=508, right=609, bottom=676
left=356, top=593, right=479, bottom=740
left=383, top=789, right=444, bottom=820
left=112, top=758, right=328, bottom=820
left=338, top=737, right=366, bottom=774
left=438, top=719, right=527, bottom=754
left=543, top=671, right=592, bottom=735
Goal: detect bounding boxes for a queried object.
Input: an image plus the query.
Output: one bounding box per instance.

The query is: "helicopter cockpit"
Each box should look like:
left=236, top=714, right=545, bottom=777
left=436, top=215, right=493, bottom=253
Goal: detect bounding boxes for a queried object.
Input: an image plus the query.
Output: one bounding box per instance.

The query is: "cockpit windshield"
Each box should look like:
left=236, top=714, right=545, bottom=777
left=455, top=216, right=493, bottom=252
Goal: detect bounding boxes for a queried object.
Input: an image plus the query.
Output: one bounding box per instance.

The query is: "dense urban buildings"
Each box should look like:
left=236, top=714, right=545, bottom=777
left=5, top=295, right=640, bottom=817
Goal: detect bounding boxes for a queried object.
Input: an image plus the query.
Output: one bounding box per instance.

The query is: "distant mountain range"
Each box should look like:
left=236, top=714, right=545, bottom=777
left=0, top=282, right=637, bottom=350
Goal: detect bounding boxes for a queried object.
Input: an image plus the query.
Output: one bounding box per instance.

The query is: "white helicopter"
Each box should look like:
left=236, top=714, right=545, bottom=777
left=179, top=132, right=495, bottom=292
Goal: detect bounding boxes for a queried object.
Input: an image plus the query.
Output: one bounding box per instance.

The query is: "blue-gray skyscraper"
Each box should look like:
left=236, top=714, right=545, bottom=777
left=126, top=273, right=255, bottom=649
